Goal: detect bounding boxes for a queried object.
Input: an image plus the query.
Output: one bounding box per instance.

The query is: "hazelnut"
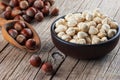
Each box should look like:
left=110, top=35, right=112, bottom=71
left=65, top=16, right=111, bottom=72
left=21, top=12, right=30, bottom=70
left=5, top=6, right=12, bottom=11
left=21, top=28, right=33, bottom=38
left=0, top=2, right=7, bottom=12
left=19, top=0, right=29, bottom=9
left=41, top=62, right=53, bottom=73
left=41, top=6, right=49, bottom=16
left=44, top=1, right=51, bottom=8
left=11, top=7, right=22, bottom=18
left=16, top=34, right=26, bottom=45
left=26, top=7, right=37, bottom=17
left=25, top=39, right=36, bottom=50
left=14, top=21, right=26, bottom=31
left=5, top=22, right=15, bottom=30
left=34, top=0, right=44, bottom=9
left=9, top=0, right=19, bottom=7
left=22, top=14, right=32, bottom=22
left=50, top=7, right=59, bottom=16
left=22, top=10, right=26, bottom=14
left=29, top=55, right=41, bottom=67
left=61, top=34, right=71, bottom=41
left=49, top=0, right=55, bottom=6
left=18, top=0, right=24, bottom=2
left=14, top=15, right=24, bottom=21
left=8, top=29, right=18, bottom=38
left=3, top=11, right=11, bottom=19
left=28, top=0, right=35, bottom=6
left=35, top=12, right=44, bottom=22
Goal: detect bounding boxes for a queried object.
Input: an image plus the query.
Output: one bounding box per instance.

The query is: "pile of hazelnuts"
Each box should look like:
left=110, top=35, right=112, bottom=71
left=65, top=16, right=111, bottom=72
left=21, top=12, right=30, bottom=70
left=0, top=0, right=59, bottom=22
left=8, top=21, right=36, bottom=50
left=30, top=55, right=53, bottom=73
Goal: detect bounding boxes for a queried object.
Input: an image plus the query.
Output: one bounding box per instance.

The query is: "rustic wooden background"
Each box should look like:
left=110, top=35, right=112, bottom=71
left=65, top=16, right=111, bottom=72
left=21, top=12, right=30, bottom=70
left=0, top=0, right=120, bottom=80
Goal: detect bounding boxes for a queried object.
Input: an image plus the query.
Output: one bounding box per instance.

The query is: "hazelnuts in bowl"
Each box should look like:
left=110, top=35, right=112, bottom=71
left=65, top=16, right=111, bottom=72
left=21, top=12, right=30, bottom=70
left=51, top=9, right=120, bottom=59
left=0, top=0, right=59, bottom=23
left=5, top=20, right=41, bottom=52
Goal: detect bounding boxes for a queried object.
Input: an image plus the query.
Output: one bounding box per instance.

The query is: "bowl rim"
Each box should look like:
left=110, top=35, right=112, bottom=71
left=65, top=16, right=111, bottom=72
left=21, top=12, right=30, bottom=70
left=51, top=15, right=120, bottom=46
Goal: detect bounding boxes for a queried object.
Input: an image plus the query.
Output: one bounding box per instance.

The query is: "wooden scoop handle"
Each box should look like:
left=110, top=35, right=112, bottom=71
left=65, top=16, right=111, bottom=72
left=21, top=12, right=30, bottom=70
left=0, top=18, right=8, bottom=27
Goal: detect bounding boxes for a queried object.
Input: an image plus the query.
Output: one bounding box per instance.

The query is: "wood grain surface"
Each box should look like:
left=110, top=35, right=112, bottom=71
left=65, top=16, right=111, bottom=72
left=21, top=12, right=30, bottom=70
left=0, top=0, right=120, bottom=80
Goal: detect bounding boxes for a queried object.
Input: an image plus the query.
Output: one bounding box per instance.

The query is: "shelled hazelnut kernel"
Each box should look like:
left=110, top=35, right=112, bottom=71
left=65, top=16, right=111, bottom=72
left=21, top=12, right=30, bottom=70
left=14, top=21, right=26, bottom=31
left=16, top=34, right=26, bottom=45
left=41, top=62, right=53, bottom=73
left=30, top=55, right=41, bottom=67
left=35, top=12, right=44, bottom=22
left=19, top=0, right=29, bottom=9
left=8, top=29, right=18, bottom=38
left=25, top=39, right=36, bottom=50
left=55, top=9, right=118, bottom=45
left=26, top=7, right=37, bottom=17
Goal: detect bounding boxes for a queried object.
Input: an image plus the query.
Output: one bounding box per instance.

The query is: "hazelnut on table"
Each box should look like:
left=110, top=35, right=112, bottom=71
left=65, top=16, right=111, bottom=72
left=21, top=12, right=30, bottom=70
left=30, top=55, right=41, bottom=67
left=41, top=62, right=53, bottom=73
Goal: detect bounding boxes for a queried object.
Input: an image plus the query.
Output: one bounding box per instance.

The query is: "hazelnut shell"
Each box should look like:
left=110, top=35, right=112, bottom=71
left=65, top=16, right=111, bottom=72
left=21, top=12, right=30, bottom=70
left=29, top=55, right=41, bottom=67
left=41, top=62, right=53, bottom=73
left=21, top=28, right=33, bottom=38
left=25, top=39, right=36, bottom=50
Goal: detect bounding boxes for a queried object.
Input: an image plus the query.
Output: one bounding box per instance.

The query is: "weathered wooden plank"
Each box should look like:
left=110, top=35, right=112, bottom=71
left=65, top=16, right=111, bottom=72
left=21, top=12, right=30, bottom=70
left=0, top=47, right=26, bottom=80
left=0, top=44, right=13, bottom=63
left=0, top=31, right=8, bottom=51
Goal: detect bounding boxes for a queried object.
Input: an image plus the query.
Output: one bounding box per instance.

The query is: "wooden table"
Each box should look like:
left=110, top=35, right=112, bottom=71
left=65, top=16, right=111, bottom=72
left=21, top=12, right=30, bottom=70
left=0, top=0, right=120, bottom=80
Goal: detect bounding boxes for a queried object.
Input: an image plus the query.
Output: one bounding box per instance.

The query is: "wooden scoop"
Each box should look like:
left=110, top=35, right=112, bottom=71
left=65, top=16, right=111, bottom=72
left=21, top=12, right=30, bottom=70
left=0, top=18, right=41, bottom=52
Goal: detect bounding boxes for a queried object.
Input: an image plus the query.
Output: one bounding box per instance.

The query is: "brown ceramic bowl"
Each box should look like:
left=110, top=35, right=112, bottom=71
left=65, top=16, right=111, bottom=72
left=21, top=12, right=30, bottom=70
left=51, top=16, right=120, bottom=59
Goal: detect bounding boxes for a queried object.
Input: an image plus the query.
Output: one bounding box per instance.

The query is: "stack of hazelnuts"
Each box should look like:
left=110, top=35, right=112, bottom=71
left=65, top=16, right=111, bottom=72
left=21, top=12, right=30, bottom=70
left=30, top=55, right=53, bottom=73
left=0, top=0, right=59, bottom=23
left=8, top=21, right=36, bottom=50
